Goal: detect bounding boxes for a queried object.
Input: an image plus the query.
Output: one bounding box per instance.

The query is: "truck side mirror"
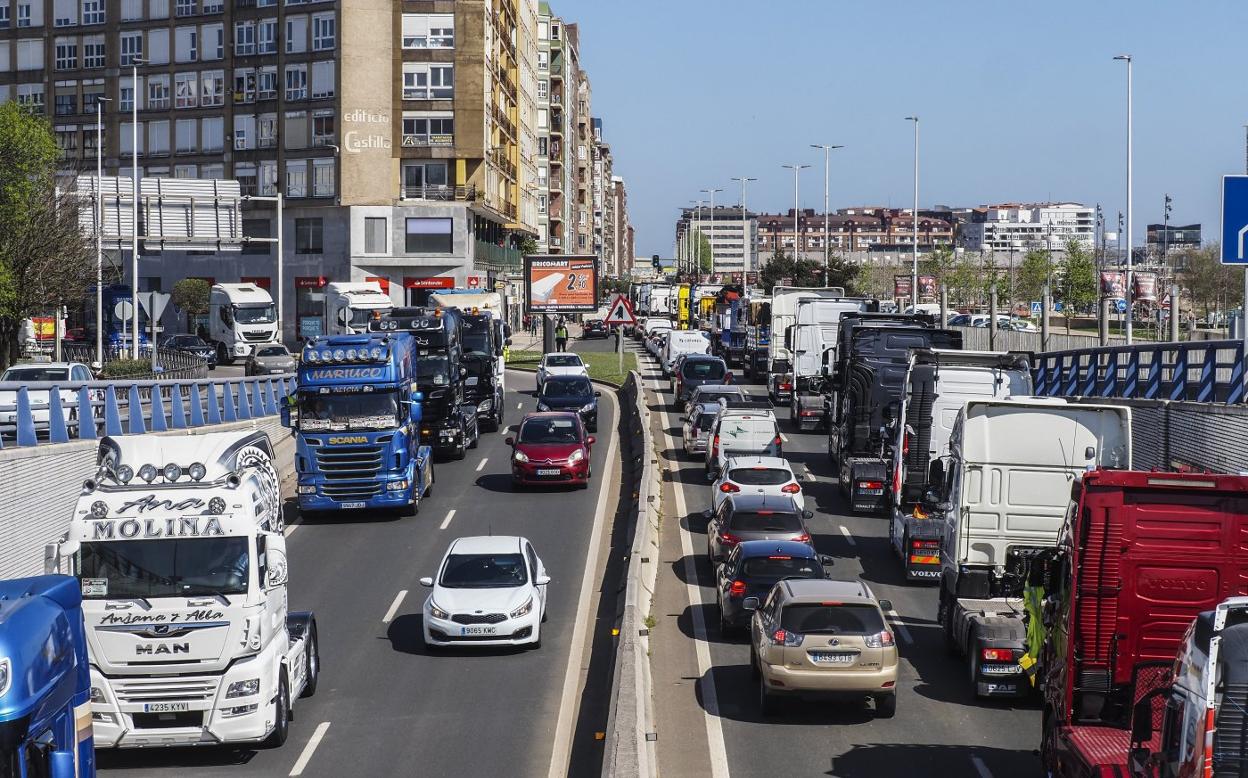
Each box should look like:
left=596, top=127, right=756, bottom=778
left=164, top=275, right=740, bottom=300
left=928, top=459, right=945, bottom=488
left=336, top=307, right=350, bottom=327
left=409, top=403, right=420, bottom=424
left=1130, top=693, right=1159, bottom=744
left=878, top=599, right=893, bottom=612
left=784, top=324, right=794, bottom=351
left=265, top=544, right=289, bottom=588
left=412, top=391, right=424, bottom=402
left=280, top=405, right=291, bottom=428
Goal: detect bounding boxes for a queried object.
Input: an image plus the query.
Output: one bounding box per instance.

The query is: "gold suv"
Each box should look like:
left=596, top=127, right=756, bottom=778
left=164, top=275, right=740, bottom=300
left=747, top=578, right=899, bottom=717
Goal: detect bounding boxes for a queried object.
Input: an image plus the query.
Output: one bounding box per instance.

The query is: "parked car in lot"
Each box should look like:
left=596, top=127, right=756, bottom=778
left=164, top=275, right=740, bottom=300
left=705, top=493, right=812, bottom=564
left=536, top=352, right=588, bottom=391
left=748, top=578, right=898, bottom=718
left=420, top=535, right=550, bottom=649
left=671, top=354, right=730, bottom=404
left=715, top=540, right=830, bottom=634
left=581, top=320, right=609, bottom=339
left=536, top=375, right=600, bottom=431
left=705, top=406, right=782, bottom=477
left=245, top=343, right=296, bottom=375
left=711, top=456, right=805, bottom=513
left=506, top=412, right=595, bottom=489
left=161, top=333, right=217, bottom=368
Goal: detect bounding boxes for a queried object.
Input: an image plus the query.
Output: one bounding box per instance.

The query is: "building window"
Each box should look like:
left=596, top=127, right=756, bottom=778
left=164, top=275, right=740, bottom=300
left=16, top=83, right=45, bottom=110
left=401, top=13, right=452, bottom=48
left=202, top=22, right=222, bottom=59
left=401, top=113, right=453, bottom=146
left=257, top=66, right=277, bottom=100
left=258, top=159, right=276, bottom=194
left=285, top=14, right=306, bottom=53
left=82, top=0, right=102, bottom=23
left=147, top=119, right=169, bottom=155
left=54, top=0, right=78, bottom=25
left=201, top=69, right=224, bottom=106
left=311, top=110, right=334, bottom=145
left=54, top=38, right=77, bottom=70
left=174, top=73, right=196, bottom=107
left=295, top=276, right=324, bottom=339
left=537, top=51, right=548, bottom=70
left=201, top=115, right=223, bottom=150
left=174, top=25, right=196, bottom=61
left=234, top=20, right=254, bottom=54
left=16, top=0, right=36, bottom=27
left=233, top=67, right=255, bottom=102
left=310, top=60, right=333, bottom=99
left=119, top=31, right=142, bottom=64
left=284, top=64, right=306, bottom=100
left=54, top=93, right=77, bottom=116
left=405, top=217, right=452, bottom=253
left=149, top=0, right=168, bottom=18
left=537, top=166, right=547, bottom=186
left=232, top=113, right=253, bottom=148
left=82, top=35, right=104, bottom=66
left=0, top=1, right=10, bottom=28
left=119, top=0, right=141, bottom=20
left=286, top=159, right=308, bottom=198
left=294, top=216, right=321, bottom=252
left=537, top=195, right=547, bottom=215
left=257, top=112, right=277, bottom=148
left=537, top=20, right=546, bottom=39
left=538, top=137, right=547, bottom=156
left=364, top=217, right=386, bottom=254
left=401, top=161, right=447, bottom=195
left=147, top=27, right=168, bottom=62
left=537, top=80, right=547, bottom=100
left=175, top=0, right=193, bottom=16
left=402, top=63, right=452, bottom=100
left=175, top=117, right=196, bottom=152
left=550, top=22, right=560, bottom=39
left=312, top=158, right=333, bottom=197
left=283, top=110, right=307, bottom=149
left=257, top=18, right=275, bottom=53
left=202, top=0, right=220, bottom=11
left=311, top=12, right=333, bottom=50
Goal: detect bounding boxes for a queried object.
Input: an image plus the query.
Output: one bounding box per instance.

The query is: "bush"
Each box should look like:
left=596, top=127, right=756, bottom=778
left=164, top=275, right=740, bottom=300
left=100, top=358, right=153, bottom=379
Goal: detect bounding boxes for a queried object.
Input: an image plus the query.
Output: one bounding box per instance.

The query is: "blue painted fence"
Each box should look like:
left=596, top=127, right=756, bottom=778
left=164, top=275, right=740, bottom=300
left=0, top=374, right=296, bottom=448
left=1033, top=339, right=1247, bottom=405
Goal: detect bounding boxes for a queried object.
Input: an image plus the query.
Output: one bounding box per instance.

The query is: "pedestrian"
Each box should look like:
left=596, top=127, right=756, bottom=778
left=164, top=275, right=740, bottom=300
left=555, top=321, right=569, bottom=352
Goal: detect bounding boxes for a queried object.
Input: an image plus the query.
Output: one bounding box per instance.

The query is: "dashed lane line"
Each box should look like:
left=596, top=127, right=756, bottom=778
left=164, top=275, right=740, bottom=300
left=382, top=590, right=407, bottom=624
left=439, top=509, right=456, bottom=530
left=475, top=457, right=489, bottom=472
left=839, top=525, right=856, bottom=546
left=970, top=755, right=993, bottom=778
left=887, top=609, right=914, bottom=646
left=288, top=721, right=331, bottom=777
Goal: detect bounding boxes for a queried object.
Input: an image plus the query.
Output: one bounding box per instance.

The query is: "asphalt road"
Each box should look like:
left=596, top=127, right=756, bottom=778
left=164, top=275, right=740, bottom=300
left=97, top=370, right=620, bottom=778
left=632, top=333, right=1044, bottom=778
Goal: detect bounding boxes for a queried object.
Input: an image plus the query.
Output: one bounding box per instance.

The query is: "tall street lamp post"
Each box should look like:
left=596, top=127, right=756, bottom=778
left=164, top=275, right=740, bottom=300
left=1114, top=54, right=1133, bottom=344
left=731, top=176, right=756, bottom=277
left=810, top=144, right=843, bottom=287
left=904, top=116, right=920, bottom=309
left=781, top=164, right=810, bottom=272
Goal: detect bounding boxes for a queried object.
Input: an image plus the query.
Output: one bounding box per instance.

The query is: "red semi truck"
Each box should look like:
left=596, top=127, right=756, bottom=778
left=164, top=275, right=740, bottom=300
left=1039, top=470, right=1248, bottom=777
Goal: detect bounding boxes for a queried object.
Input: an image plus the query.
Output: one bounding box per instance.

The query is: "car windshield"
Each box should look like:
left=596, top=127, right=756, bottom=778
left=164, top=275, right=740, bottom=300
left=79, top=537, right=249, bottom=598
left=416, top=355, right=451, bottom=386
left=772, top=359, right=792, bottom=374
left=439, top=553, right=527, bottom=588
left=780, top=603, right=885, bottom=635
left=542, top=378, right=592, bottom=399
left=727, top=511, right=803, bottom=532
left=234, top=304, right=277, bottom=324
left=299, top=389, right=398, bottom=431
left=519, top=417, right=581, bottom=444
left=683, top=361, right=726, bottom=380
left=729, top=467, right=791, bottom=486
left=546, top=355, right=582, bottom=368
left=741, top=556, right=822, bottom=580
left=694, top=388, right=741, bottom=403
left=255, top=346, right=288, bottom=358
left=165, top=335, right=203, bottom=347
left=1, top=367, right=69, bottom=382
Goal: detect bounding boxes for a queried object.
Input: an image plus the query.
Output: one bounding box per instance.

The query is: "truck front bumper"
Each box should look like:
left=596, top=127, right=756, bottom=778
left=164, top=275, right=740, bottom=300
left=298, top=475, right=415, bottom=511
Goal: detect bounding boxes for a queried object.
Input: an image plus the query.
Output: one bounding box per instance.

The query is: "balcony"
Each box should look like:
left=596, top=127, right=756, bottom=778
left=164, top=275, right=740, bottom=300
left=399, top=184, right=478, bottom=202
left=401, top=133, right=454, bottom=148
left=474, top=239, right=522, bottom=271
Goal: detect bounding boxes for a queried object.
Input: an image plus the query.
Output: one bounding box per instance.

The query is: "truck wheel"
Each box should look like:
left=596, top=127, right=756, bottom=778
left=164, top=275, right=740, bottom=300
left=873, top=693, right=897, bottom=718
left=967, top=638, right=982, bottom=698
left=265, top=673, right=290, bottom=748
left=939, top=591, right=959, bottom=655
left=300, top=625, right=319, bottom=698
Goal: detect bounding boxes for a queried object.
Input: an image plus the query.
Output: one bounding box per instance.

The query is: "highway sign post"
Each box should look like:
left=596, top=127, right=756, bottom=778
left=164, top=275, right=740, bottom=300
left=1220, top=175, right=1248, bottom=346
left=603, top=294, right=636, bottom=375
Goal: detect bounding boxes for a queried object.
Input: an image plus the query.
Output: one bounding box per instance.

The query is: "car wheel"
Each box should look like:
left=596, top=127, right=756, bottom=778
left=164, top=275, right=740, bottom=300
left=718, top=605, right=735, bottom=638
left=264, top=673, right=290, bottom=748
left=469, top=429, right=480, bottom=449
left=300, top=625, right=319, bottom=698
left=873, top=693, right=896, bottom=718
left=757, top=673, right=777, bottom=716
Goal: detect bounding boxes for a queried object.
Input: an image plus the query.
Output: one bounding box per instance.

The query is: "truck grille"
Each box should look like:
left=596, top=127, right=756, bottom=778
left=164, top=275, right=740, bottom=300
left=112, top=676, right=218, bottom=704
left=315, top=445, right=383, bottom=479
left=242, top=331, right=271, bottom=342
left=451, top=613, right=507, bottom=625
left=322, top=482, right=382, bottom=500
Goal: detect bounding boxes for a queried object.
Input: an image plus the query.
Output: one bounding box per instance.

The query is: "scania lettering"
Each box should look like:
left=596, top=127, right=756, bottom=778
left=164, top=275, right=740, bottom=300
left=207, top=283, right=279, bottom=364
left=50, top=430, right=320, bottom=749
left=288, top=331, right=434, bottom=514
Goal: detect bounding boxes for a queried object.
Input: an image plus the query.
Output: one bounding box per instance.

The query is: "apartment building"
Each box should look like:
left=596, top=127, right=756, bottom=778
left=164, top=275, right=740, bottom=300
left=676, top=206, right=759, bottom=276
left=958, top=202, right=1095, bottom=256
left=0, top=0, right=542, bottom=341
left=755, top=207, right=954, bottom=263
left=591, top=116, right=611, bottom=270
left=609, top=175, right=631, bottom=276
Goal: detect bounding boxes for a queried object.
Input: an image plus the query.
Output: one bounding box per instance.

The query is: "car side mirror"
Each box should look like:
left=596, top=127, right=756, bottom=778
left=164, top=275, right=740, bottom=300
left=819, top=554, right=835, bottom=567
left=506, top=338, right=513, bottom=346
left=802, top=510, right=814, bottom=520
left=535, top=574, right=551, bottom=586
left=594, top=390, right=601, bottom=397
left=707, top=471, right=718, bottom=482
left=586, top=436, right=596, bottom=446
left=419, top=577, right=434, bottom=587
left=878, top=599, right=893, bottom=612
left=742, top=596, right=760, bottom=611
left=505, top=437, right=515, bottom=446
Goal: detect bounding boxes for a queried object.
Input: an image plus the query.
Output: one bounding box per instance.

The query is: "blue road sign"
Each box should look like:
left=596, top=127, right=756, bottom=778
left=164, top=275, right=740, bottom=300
left=1030, top=301, right=1042, bottom=315
left=1054, top=302, right=1064, bottom=312
left=1116, top=298, right=1128, bottom=313
left=1221, top=175, right=1248, bottom=264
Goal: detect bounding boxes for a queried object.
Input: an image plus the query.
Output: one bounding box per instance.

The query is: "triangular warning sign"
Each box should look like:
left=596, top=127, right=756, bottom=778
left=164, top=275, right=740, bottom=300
left=603, top=294, right=637, bottom=325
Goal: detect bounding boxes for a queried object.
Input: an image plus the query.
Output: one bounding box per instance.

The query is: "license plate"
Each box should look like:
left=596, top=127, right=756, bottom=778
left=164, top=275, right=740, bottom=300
left=537, top=468, right=562, bottom=475
left=340, top=501, right=365, bottom=509
left=858, top=488, right=884, bottom=495
left=981, top=663, right=1021, bottom=675
left=461, top=625, right=497, bottom=636
left=144, top=702, right=190, bottom=713
left=810, top=651, right=856, bottom=665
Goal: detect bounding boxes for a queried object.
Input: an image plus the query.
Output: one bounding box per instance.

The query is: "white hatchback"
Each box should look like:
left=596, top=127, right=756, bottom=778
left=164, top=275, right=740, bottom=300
left=536, top=352, right=588, bottom=390
left=421, top=535, right=550, bottom=649
left=711, top=456, right=805, bottom=513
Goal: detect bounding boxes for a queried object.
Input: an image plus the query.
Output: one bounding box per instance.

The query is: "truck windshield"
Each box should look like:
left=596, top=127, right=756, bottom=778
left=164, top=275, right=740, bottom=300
left=347, top=308, right=379, bottom=329
left=299, top=390, right=399, bottom=430
left=417, top=356, right=451, bottom=386
left=79, top=537, right=250, bottom=598
left=461, top=322, right=491, bottom=355
left=234, top=304, right=277, bottom=324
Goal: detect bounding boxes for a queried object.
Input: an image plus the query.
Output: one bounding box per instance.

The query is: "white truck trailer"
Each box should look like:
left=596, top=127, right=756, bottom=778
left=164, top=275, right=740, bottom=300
left=786, top=295, right=872, bottom=431
left=51, top=430, right=319, bottom=748
left=324, top=281, right=394, bottom=335
left=207, top=283, right=279, bottom=364
left=766, top=286, right=845, bottom=403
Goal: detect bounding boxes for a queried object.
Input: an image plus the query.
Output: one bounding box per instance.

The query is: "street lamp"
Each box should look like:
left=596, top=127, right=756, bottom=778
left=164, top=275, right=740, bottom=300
left=1114, top=54, right=1133, bottom=344
left=781, top=164, right=810, bottom=271
left=904, top=117, right=920, bottom=309
left=94, top=95, right=111, bottom=366
left=690, top=199, right=705, bottom=278
left=129, top=57, right=146, bottom=358
left=731, top=177, right=757, bottom=276
left=700, top=188, right=723, bottom=278
left=810, top=145, right=844, bottom=287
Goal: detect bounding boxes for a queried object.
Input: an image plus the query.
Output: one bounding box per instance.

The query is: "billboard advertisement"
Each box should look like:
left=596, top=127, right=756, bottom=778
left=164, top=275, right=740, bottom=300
left=893, top=275, right=913, bottom=299
left=524, top=255, right=599, bottom=313
left=1133, top=271, right=1158, bottom=303
left=918, top=275, right=937, bottom=302
left=1100, top=271, right=1126, bottom=297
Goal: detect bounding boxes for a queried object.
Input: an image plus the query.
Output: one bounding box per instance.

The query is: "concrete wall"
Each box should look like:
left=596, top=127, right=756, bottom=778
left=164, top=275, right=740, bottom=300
left=0, top=417, right=293, bottom=580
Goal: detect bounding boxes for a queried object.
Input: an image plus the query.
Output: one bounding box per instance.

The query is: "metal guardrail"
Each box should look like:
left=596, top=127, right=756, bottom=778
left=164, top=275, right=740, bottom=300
left=59, top=343, right=210, bottom=380
left=1034, top=339, right=1246, bottom=404
left=0, top=374, right=295, bottom=448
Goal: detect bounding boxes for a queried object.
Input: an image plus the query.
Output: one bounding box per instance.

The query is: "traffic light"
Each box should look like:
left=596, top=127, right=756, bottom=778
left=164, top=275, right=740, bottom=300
left=651, top=254, right=660, bottom=269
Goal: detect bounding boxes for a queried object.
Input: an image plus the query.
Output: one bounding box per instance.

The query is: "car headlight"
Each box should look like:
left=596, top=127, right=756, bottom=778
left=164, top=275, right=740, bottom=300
left=510, top=597, right=534, bottom=619
left=225, top=678, right=260, bottom=698
left=428, top=601, right=450, bottom=620
left=513, top=450, right=529, bottom=463
left=89, top=685, right=104, bottom=703
left=477, top=399, right=493, bottom=412
left=536, top=402, right=550, bottom=412
left=567, top=448, right=585, bottom=464
left=580, top=403, right=596, bottom=414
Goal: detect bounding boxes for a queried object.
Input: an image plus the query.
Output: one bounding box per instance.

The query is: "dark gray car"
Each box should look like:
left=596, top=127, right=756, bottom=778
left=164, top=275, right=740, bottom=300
left=705, top=493, right=813, bottom=563
left=245, top=344, right=296, bottom=375
left=673, top=355, right=731, bottom=405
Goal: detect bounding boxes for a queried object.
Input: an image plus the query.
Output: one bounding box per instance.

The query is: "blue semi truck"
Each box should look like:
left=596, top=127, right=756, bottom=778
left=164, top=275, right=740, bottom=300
left=0, top=575, right=94, bottom=778
left=287, top=331, right=434, bottom=515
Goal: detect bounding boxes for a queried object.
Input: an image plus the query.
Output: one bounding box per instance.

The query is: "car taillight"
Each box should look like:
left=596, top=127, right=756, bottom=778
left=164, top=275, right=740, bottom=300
left=780, top=383, right=792, bottom=391
left=911, top=539, right=939, bottom=549
left=781, top=482, right=801, bottom=494
left=728, top=580, right=746, bottom=598
left=981, top=647, right=1013, bottom=662
left=771, top=629, right=804, bottom=647
left=864, top=630, right=895, bottom=648
left=857, top=480, right=884, bottom=490
left=773, top=435, right=783, bottom=447
left=712, top=434, right=719, bottom=453
left=793, top=532, right=811, bottom=543
left=718, top=530, right=741, bottom=546
left=719, top=482, right=740, bottom=493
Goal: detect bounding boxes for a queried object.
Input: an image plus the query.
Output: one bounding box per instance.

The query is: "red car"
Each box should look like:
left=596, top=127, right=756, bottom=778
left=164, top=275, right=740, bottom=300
left=506, top=412, right=595, bottom=489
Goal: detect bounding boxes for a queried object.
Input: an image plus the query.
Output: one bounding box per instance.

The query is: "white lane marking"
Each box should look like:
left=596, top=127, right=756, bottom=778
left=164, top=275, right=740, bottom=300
left=439, top=509, right=456, bottom=530
left=970, top=755, right=992, bottom=778
left=839, top=525, right=856, bottom=546
left=887, top=609, right=914, bottom=646
left=382, top=590, right=407, bottom=624
left=517, top=402, right=523, bottom=410
left=288, top=721, right=331, bottom=776
left=547, top=388, right=621, bottom=778
left=284, top=523, right=299, bottom=538
left=660, top=391, right=731, bottom=778
left=475, top=457, right=489, bottom=472
left=803, top=465, right=814, bottom=482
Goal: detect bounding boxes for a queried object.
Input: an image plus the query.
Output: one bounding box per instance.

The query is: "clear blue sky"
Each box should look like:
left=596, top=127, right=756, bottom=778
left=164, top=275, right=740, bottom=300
left=570, top=0, right=1248, bottom=258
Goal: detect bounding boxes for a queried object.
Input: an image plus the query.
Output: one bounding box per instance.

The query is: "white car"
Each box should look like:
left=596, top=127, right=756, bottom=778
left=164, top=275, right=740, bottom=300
left=536, top=352, right=588, bottom=390
left=711, top=456, right=805, bottom=513
left=0, top=362, right=97, bottom=427
left=421, top=535, right=550, bottom=649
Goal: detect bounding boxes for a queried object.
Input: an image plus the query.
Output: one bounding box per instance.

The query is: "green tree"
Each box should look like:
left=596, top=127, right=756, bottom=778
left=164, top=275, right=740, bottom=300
left=172, top=278, right=211, bottom=331
left=1056, top=240, right=1098, bottom=327
left=691, top=230, right=713, bottom=274
left=0, top=103, right=94, bottom=368
left=1017, top=248, right=1057, bottom=306
left=519, top=236, right=539, bottom=256
left=1181, top=243, right=1242, bottom=320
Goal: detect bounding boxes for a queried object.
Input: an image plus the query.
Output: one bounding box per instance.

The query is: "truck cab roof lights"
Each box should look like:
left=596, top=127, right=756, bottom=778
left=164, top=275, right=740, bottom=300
left=162, top=463, right=183, bottom=482
left=189, top=462, right=207, bottom=481
left=138, top=464, right=158, bottom=483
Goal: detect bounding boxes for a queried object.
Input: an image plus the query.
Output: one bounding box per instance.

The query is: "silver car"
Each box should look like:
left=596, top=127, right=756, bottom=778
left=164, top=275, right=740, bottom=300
left=245, top=344, right=296, bottom=375
left=682, top=401, right=721, bottom=457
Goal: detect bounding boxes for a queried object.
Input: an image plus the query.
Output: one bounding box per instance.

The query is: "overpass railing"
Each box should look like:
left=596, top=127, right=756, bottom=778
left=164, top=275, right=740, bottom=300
left=1033, top=339, right=1246, bottom=404
left=0, top=374, right=295, bottom=448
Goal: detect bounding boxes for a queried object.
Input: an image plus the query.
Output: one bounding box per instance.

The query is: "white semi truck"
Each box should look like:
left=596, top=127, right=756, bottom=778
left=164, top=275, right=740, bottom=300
left=324, top=281, right=394, bottom=335
left=50, top=430, right=319, bottom=748
left=766, top=286, right=845, bottom=403
left=785, top=295, right=872, bottom=431
left=207, top=283, right=279, bottom=364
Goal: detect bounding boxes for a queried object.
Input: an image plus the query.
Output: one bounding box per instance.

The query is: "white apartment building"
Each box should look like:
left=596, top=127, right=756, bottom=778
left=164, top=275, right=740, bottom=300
left=676, top=206, right=758, bottom=276
left=959, top=202, right=1096, bottom=254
